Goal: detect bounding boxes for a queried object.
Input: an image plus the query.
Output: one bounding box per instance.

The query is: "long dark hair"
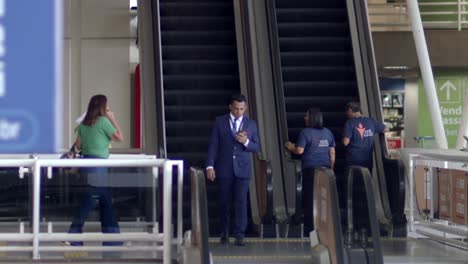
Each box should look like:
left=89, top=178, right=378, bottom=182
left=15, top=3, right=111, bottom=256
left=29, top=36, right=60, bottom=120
left=82, top=94, right=107, bottom=126
left=307, top=108, right=323, bottom=129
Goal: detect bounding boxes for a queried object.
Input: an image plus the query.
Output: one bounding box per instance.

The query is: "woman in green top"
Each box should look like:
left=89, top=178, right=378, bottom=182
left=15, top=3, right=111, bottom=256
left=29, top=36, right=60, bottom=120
left=67, top=94, right=124, bottom=246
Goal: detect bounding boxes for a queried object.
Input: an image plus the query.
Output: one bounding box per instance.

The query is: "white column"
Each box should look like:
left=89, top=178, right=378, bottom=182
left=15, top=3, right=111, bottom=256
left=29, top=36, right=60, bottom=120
left=32, top=159, right=42, bottom=259
left=456, top=92, right=468, bottom=149
left=406, top=0, right=448, bottom=149
left=163, top=162, right=172, bottom=264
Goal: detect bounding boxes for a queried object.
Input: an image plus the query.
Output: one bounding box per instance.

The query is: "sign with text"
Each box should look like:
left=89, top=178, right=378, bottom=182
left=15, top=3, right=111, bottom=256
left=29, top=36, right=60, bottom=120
left=418, top=70, right=468, bottom=148
left=0, top=0, right=62, bottom=153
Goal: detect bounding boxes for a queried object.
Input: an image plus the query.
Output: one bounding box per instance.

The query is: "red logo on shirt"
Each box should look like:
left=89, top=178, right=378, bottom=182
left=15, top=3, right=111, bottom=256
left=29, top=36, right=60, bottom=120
left=357, top=123, right=366, bottom=140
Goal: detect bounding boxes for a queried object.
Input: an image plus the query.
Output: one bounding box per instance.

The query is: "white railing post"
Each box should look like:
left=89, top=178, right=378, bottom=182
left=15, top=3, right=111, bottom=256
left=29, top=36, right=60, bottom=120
left=163, top=161, right=172, bottom=264
left=152, top=166, right=159, bottom=228
left=406, top=0, right=448, bottom=149
left=32, top=159, right=41, bottom=259
left=177, top=161, right=184, bottom=249
left=408, top=156, right=415, bottom=232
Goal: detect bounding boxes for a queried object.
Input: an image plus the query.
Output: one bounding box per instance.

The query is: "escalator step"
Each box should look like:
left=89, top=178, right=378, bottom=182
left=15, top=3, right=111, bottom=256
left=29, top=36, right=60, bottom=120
left=164, top=89, right=234, bottom=105
left=167, top=138, right=209, bottom=153
left=277, top=22, right=349, bottom=37
left=281, top=66, right=356, bottom=81
left=161, top=16, right=234, bottom=31
left=284, top=96, right=358, bottom=112
left=162, top=30, right=236, bottom=45
left=163, top=75, right=239, bottom=91
left=276, top=8, right=347, bottom=23
left=160, top=2, right=233, bottom=17
left=279, top=37, right=351, bottom=52
left=162, top=0, right=226, bottom=2
left=165, top=106, right=226, bottom=121
left=286, top=112, right=348, bottom=127
left=283, top=81, right=357, bottom=96
left=275, top=0, right=345, bottom=9
left=280, top=51, right=354, bottom=67
left=165, top=121, right=213, bottom=136
left=163, top=45, right=237, bottom=60
left=163, top=60, right=238, bottom=75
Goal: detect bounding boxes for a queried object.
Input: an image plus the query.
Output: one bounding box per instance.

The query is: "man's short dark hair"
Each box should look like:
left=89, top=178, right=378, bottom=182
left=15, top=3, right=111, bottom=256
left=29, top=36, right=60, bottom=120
left=346, top=101, right=361, bottom=113
left=230, top=94, right=247, bottom=104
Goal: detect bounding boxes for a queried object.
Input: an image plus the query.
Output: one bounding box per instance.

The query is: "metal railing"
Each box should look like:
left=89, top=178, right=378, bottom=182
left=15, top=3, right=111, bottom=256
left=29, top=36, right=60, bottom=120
left=0, top=154, right=183, bottom=264
left=406, top=150, right=468, bottom=250
left=368, top=1, right=468, bottom=31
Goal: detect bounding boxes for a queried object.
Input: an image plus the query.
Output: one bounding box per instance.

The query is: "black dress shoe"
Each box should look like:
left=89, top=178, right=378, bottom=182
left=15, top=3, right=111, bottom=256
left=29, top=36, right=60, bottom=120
left=220, top=235, right=228, bottom=245
left=234, top=237, right=245, bottom=246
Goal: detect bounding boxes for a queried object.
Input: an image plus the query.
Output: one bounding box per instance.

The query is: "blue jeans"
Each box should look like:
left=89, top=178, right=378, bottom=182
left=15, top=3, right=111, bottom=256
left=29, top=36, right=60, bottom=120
left=68, top=157, right=121, bottom=246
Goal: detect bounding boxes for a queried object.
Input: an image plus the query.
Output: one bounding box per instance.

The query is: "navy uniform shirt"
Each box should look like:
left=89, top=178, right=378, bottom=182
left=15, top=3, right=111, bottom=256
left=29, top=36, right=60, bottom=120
left=343, top=116, right=385, bottom=169
left=296, top=128, right=335, bottom=170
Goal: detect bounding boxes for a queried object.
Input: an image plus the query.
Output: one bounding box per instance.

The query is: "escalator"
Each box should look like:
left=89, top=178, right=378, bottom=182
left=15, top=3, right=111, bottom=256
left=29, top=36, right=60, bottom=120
left=268, top=0, right=359, bottom=226
left=268, top=0, right=406, bottom=234
left=158, top=0, right=240, bottom=233
left=157, top=0, right=254, bottom=235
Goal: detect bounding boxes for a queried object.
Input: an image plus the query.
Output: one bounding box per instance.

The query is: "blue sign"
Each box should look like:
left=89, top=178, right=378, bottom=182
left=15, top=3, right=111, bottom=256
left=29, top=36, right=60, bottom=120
left=0, top=0, right=62, bottom=153
left=379, top=78, right=405, bottom=91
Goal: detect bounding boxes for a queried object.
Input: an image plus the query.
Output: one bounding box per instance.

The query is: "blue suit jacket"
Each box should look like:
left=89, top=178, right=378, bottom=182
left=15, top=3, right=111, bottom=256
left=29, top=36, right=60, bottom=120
left=206, top=114, right=260, bottom=179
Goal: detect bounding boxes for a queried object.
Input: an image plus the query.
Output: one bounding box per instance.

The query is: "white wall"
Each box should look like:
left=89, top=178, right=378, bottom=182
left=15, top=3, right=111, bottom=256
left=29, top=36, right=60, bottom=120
left=373, top=30, right=468, bottom=68
left=63, top=0, right=133, bottom=149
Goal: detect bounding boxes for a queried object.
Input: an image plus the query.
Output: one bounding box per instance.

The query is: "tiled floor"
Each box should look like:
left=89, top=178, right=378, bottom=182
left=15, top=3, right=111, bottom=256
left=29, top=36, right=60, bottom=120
left=209, top=237, right=468, bottom=264
left=0, top=237, right=465, bottom=263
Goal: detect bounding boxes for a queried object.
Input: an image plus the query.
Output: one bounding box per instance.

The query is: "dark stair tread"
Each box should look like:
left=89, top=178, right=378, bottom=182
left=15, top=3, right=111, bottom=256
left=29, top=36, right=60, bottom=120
left=163, top=74, right=239, bottom=79
left=275, top=0, right=346, bottom=9
left=163, top=61, right=239, bottom=75
left=276, top=8, right=347, bottom=23
left=277, top=22, right=349, bottom=37
left=165, top=89, right=234, bottom=96
left=160, top=2, right=233, bottom=17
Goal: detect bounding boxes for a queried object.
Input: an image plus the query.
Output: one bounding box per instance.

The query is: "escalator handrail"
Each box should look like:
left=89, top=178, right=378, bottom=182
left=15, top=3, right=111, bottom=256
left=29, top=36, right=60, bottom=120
left=313, top=167, right=346, bottom=264
left=294, top=159, right=303, bottom=224
left=190, top=167, right=211, bottom=264
left=235, top=0, right=278, bottom=224
left=265, top=0, right=292, bottom=219
left=255, top=153, right=274, bottom=224
left=347, top=0, right=393, bottom=226
left=265, top=0, right=289, bottom=143
left=282, top=151, right=303, bottom=224
left=151, top=0, right=167, bottom=159
left=346, top=166, right=384, bottom=264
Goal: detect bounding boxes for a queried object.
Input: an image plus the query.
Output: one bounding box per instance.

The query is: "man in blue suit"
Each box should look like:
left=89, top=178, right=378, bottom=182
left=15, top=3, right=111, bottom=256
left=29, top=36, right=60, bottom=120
left=206, top=94, right=260, bottom=246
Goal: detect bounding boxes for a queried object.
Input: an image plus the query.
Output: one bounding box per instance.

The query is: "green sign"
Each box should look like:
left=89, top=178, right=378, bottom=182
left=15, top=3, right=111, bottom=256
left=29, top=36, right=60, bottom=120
left=418, top=70, right=467, bottom=148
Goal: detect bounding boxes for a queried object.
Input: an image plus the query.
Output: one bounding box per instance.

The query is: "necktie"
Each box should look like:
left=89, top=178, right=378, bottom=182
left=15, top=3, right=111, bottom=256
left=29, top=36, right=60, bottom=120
left=232, top=118, right=238, bottom=136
